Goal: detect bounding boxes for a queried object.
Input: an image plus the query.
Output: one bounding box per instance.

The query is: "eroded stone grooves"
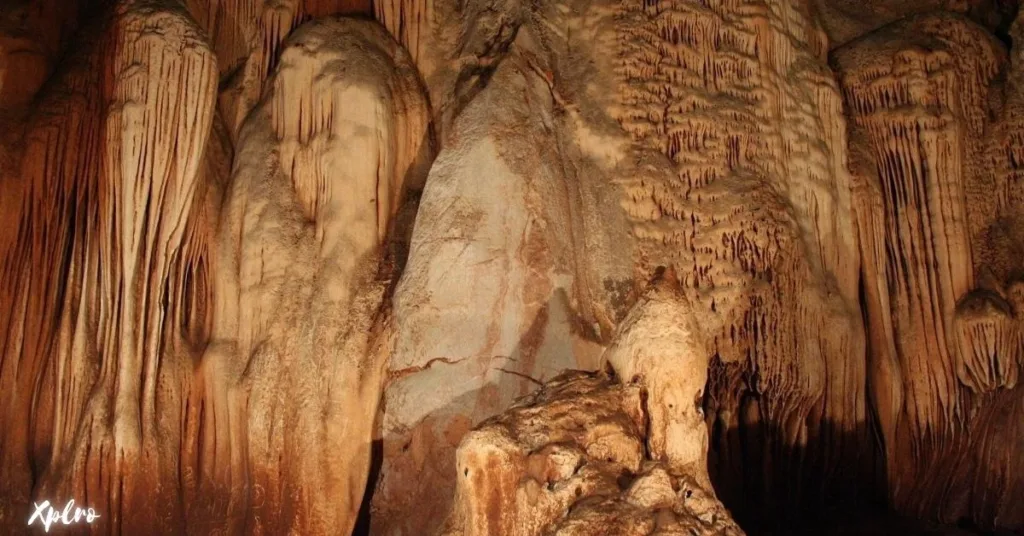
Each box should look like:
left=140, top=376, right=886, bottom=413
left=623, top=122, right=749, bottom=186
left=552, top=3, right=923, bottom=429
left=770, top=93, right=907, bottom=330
left=4, top=0, right=1024, bottom=532
left=182, top=17, right=430, bottom=534
left=613, top=0, right=867, bottom=518
left=375, top=0, right=430, bottom=68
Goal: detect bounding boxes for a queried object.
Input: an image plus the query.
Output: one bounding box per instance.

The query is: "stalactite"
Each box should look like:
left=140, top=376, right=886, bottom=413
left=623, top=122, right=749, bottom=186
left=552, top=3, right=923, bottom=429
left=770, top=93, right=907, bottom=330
left=0, top=0, right=219, bottom=531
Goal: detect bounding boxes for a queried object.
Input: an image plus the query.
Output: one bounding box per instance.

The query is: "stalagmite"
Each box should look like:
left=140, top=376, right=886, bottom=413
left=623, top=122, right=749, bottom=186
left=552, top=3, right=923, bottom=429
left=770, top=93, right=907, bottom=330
left=602, top=268, right=711, bottom=483
left=191, top=16, right=432, bottom=534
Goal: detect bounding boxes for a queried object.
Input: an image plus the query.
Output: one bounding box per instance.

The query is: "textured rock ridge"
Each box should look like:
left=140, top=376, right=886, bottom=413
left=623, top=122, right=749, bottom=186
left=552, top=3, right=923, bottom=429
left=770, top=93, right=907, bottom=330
left=602, top=268, right=711, bottom=483
left=182, top=0, right=373, bottom=139
left=3, top=0, right=1024, bottom=533
left=441, top=274, right=743, bottom=534
left=437, top=262, right=738, bottom=536
left=188, top=17, right=431, bottom=534
left=0, top=9, right=429, bottom=533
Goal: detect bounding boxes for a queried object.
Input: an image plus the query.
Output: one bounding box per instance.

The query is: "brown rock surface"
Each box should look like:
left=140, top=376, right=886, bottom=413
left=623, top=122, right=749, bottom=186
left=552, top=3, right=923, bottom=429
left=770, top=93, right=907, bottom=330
left=0, top=5, right=428, bottom=534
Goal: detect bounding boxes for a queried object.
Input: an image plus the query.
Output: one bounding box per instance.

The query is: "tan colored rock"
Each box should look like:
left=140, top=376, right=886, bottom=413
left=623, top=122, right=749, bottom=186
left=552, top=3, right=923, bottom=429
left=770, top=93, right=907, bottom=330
left=369, top=2, right=641, bottom=531
left=611, top=0, right=871, bottom=521
left=189, top=16, right=431, bottom=534
left=602, top=268, right=711, bottom=486
left=0, top=0, right=219, bottom=531
left=375, top=0, right=876, bottom=528
left=441, top=369, right=743, bottom=536
left=374, top=0, right=526, bottom=138
left=4, top=0, right=1024, bottom=533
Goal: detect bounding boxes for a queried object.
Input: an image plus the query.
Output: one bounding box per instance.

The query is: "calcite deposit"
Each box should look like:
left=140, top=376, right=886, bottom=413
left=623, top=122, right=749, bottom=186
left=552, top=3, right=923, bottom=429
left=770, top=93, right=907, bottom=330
left=1, top=0, right=1024, bottom=534
left=442, top=370, right=743, bottom=536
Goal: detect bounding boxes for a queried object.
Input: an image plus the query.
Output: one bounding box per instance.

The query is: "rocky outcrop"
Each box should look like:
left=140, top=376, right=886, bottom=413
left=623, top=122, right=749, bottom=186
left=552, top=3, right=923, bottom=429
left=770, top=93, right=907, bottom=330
left=368, top=7, right=637, bottom=529
left=443, top=369, right=743, bottom=536
left=440, top=274, right=742, bottom=534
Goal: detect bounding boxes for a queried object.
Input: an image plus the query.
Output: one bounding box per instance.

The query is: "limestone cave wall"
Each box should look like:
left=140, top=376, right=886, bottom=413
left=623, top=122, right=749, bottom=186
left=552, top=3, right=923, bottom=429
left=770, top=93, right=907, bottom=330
left=0, top=0, right=1022, bottom=534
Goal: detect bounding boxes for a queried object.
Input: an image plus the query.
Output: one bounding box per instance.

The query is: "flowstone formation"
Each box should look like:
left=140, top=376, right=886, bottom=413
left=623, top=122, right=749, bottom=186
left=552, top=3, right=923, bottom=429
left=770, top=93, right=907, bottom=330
left=0, top=4, right=429, bottom=533
left=2, top=0, right=1024, bottom=533
left=611, top=0, right=874, bottom=524
left=836, top=11, right=1024, bottom=527
left=0, top=1, right=221, bottom=530
left=192, top=16, right=431, bottom=534
left=181, top=0, right=373, bottom=138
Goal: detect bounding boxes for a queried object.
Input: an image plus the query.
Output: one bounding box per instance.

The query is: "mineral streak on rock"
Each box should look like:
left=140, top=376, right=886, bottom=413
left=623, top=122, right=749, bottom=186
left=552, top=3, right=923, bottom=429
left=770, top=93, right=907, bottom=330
left=369, top=46, right=626, bottom=535
left=611, top=0, right=869, bottom=518
left=367, top=1, right=644, bottom=531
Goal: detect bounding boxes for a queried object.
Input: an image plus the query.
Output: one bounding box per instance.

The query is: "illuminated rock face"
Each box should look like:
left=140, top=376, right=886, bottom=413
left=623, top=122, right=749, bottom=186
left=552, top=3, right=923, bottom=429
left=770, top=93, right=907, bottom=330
left=1, top=0, right=1024, bottom=534
left=0, top=6, right=428, bottom=534
left=837, top=12, right=1024, bottom=527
